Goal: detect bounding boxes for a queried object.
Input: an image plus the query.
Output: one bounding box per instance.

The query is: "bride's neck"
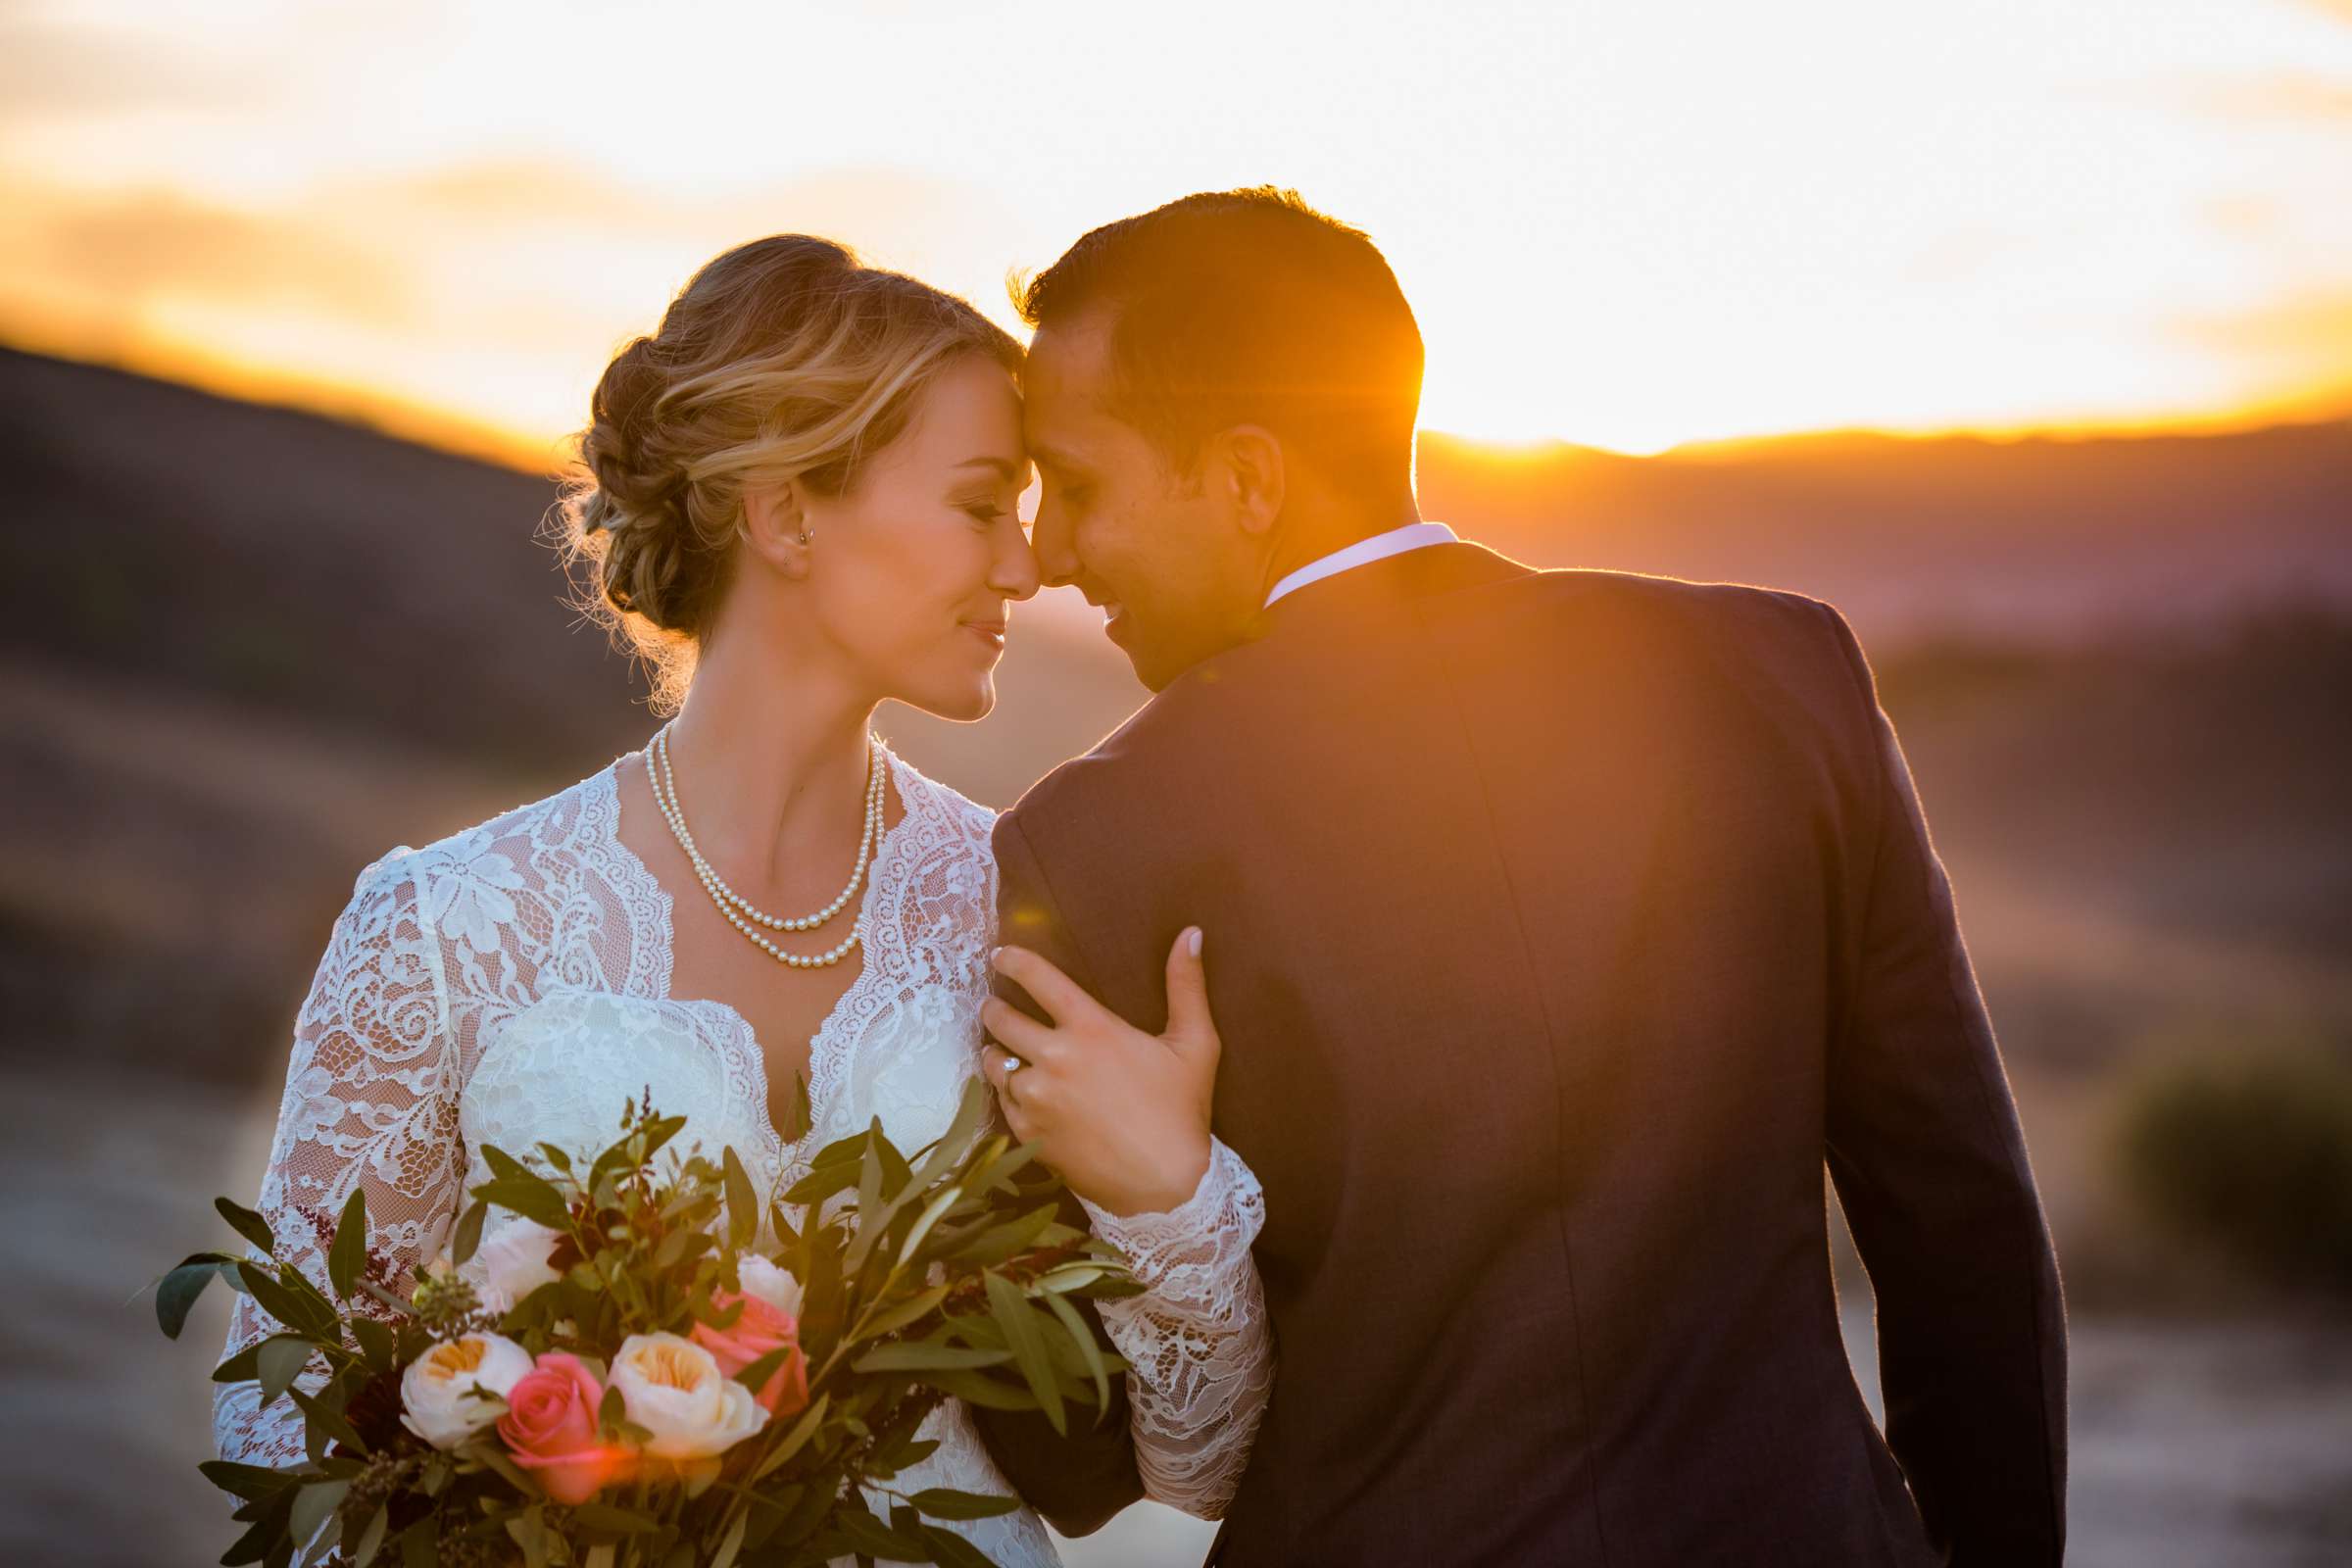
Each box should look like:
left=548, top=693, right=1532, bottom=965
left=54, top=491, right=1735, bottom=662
left=658, top=620, right=880, bottom=884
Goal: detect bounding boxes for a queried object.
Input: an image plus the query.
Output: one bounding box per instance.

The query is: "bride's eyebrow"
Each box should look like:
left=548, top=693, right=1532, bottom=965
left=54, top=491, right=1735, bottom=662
left=953, top=456, right=1021, bottom=481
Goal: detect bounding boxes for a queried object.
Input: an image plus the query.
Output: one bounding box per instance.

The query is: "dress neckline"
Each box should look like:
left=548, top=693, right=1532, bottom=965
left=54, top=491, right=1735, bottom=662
left=588, top=740, right=927, bottom=1166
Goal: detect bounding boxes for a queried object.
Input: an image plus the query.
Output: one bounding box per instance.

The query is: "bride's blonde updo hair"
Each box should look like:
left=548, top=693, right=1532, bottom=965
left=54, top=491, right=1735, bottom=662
left=560, top=235, right=1022, bottom=710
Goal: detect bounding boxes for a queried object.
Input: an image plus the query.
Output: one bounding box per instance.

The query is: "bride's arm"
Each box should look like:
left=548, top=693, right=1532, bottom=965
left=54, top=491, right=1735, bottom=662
left=982, top=928, right=1275, bottom=1521
left=1073, top=1141, right=1274, bottom=1520
left=215, top=852, right=461, bottom=1467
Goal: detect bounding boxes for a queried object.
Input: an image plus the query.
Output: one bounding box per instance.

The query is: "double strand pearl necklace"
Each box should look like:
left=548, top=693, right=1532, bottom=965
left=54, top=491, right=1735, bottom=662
left=648, top=723, right=884, bottom=969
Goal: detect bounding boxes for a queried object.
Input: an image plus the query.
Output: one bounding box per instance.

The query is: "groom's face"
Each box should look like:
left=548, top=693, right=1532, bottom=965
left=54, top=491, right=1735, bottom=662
left=1022, top=313, right=1264, bottom=691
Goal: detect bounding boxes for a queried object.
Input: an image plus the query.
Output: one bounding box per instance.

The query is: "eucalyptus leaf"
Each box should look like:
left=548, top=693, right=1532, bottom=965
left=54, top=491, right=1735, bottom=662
left=853, top=1342, right=1014, bottom=1373
left=906, top=1488, right=1021, bottom=1521
left=286, top=1478, right=349, bottom=1557
left=290, top=1386, right=369, bottom=1458
left=326, top=1188, right=369, bottom=1299
left=216, top=1196, right=276, bottom=1256
left=986, top=1272, right=1062, bottom=1435
left=918, top=1523, right=1001, bottom=1568
left=721, top=1146, right=759, bottom=1250
left=156, top=1259, right=230, bottom=1340
left=1042, top=1288, right=1111, bottom=1413
left=256, top=1335, right=318, bottom=1406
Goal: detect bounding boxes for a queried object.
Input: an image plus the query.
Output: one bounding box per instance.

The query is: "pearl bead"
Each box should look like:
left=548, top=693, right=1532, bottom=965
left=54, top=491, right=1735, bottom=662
left=647, top=723, right=882, bottom=967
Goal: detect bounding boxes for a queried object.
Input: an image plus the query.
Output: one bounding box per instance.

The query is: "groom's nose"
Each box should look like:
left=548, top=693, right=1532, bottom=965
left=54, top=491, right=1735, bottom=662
left=1030, top=501, right=1082, bottom=589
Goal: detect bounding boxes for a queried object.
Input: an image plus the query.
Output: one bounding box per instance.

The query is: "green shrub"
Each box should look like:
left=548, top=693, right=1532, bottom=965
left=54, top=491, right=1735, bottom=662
left=2113, top=1036, right=2352, bottom=1292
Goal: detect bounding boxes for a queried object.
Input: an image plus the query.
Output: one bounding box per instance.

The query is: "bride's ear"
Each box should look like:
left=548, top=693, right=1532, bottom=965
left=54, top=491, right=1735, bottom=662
left=741, top=478, right=815, bottom=579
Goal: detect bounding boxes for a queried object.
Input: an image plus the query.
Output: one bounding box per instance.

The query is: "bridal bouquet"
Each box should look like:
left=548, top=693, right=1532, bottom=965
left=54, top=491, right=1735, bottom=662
left=157, top=1079, right=1136, bottom=1568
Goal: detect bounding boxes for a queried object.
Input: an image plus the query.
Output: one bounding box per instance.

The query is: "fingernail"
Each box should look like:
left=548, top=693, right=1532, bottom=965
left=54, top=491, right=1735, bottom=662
left=989, top=946, right=1004, bottom=967
left=1188, top=927, right=1203, bottom=957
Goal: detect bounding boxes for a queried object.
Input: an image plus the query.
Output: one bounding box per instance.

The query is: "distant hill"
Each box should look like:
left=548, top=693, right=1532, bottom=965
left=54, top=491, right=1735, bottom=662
left=2, top=343, right=2346, bottom=1095
left=1417, top=421, right=2352, bottom=644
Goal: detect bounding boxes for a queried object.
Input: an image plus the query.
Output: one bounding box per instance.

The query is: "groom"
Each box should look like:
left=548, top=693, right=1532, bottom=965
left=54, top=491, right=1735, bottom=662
left=974, top=188, right=2066, bottom=1566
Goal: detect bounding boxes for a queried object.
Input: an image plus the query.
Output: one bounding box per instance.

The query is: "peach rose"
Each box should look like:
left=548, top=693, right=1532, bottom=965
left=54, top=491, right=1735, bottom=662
left=689, top=1291, right=810, bottom=1419
left=495, top=1352, right=640, bottom=1505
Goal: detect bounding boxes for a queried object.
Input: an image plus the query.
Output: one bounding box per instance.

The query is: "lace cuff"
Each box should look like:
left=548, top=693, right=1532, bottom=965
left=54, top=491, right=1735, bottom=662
left=1078, top=1138, right=1273, bottom=1520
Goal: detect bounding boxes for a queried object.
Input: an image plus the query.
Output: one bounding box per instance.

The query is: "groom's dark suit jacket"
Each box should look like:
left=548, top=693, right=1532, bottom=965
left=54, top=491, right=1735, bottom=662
left=972, top=541, right=2067, bottom=1566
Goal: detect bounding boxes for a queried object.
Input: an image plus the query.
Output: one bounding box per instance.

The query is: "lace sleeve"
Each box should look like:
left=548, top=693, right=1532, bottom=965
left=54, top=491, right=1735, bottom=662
left=1078, top=1138, right=1273, bottom=1519
left=214, top=852, right=461, bottom=1466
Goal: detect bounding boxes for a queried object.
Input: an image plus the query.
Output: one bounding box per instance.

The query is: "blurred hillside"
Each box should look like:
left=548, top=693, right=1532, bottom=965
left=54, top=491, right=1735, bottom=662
left=6, top=342, right=2348, bottom=1102
left=8, top=344, right=2352, bottom=1565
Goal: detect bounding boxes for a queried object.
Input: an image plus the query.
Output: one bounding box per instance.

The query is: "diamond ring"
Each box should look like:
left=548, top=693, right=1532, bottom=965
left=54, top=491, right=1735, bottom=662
left=1002, top=1054, right=1023, bottom=1075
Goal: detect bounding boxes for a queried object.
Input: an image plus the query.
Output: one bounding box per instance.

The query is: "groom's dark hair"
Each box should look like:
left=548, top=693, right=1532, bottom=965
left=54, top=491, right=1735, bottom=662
left=1016, top=186, right=1424, bottom=507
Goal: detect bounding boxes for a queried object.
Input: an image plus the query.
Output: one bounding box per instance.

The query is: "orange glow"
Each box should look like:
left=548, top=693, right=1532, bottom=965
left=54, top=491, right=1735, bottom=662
left=2, top=0, right=2348, bottom=463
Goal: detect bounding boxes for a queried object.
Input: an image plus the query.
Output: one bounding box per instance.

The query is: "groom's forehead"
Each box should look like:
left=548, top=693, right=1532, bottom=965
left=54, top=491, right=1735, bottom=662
left=1026, top=312, right=1118, bottom=406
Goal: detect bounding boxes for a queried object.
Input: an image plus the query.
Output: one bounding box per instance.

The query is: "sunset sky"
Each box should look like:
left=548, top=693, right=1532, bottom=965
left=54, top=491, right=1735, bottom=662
left=3, top=0, right=2349, bottom=461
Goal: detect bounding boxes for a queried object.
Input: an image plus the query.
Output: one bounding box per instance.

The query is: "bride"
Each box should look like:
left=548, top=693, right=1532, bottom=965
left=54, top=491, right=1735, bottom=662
left=215, top=235, right=1273, bottom=1565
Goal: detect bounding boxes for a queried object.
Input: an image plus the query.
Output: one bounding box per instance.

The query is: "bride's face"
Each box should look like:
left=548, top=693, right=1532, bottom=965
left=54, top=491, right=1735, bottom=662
left=788, top=354, right=1039, bottom=721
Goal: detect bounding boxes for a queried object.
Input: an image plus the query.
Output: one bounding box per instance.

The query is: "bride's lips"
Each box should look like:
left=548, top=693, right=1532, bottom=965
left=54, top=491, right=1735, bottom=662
left=962, top=618, right=1007, bottom=652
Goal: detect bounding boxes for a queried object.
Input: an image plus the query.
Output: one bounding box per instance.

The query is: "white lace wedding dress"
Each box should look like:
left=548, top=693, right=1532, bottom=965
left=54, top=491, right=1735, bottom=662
left=216, top=744, right=1274, bottom=1565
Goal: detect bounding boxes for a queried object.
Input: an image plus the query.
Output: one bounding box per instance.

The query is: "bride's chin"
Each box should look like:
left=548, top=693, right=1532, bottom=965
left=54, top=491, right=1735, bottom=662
left=901, top=675, right=996, bottom=725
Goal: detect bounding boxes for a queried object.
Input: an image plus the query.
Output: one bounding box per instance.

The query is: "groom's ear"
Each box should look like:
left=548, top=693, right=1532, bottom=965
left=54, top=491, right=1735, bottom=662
left=741, top=479, right=815, bottom=579
left=1208, top=423, right=1286, bottom=538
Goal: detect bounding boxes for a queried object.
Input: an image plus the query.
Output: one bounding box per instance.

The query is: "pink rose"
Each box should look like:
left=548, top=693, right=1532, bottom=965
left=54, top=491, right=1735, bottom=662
left=496, top=1352, right=640, bottom=1505
left=689, top=1292, right=810, bottom=1419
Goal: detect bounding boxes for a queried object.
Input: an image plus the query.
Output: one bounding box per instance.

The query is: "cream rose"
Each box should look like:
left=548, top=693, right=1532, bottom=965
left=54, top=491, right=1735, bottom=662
left=734, top=1254, right=804, bottom=1319
left=399, top=1332, right=534, bottom=1449
left=475, top=1218, right=566, bottom=1304
left=609, top=1332, right=769, bottom=1459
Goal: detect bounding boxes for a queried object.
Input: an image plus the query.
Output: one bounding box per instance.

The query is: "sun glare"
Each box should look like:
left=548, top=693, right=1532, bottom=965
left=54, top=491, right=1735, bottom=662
left=1, top=0, right=2347, bottom=463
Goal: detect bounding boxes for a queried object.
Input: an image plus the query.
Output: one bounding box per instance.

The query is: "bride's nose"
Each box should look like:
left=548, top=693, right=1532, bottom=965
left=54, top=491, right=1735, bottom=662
left=989, top=528, right=1043, bottom=602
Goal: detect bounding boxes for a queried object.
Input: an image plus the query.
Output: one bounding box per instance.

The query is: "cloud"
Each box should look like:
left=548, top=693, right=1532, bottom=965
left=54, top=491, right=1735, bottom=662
left=0, top=8, right=258, bottom=123
left=2180, top=71, right=2352, bottom=125
left=2177, top=288, right=2352, bottom=416
left=14, top=181, right=412, bottom=320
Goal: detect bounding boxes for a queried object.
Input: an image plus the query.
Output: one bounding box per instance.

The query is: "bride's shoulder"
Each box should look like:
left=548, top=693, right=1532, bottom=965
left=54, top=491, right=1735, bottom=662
left=343, top=762, right=626, bottom=902
left=886, top=748, right=998, bottom=857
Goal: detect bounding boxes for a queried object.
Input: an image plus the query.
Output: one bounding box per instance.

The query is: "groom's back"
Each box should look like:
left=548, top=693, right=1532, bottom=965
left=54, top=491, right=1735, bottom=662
left=994, top=540, right=2061, bottom=1567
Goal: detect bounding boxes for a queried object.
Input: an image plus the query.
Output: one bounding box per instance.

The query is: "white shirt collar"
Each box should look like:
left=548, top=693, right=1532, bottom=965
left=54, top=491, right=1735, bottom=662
left=1262, top=520, right=1459, bottom=610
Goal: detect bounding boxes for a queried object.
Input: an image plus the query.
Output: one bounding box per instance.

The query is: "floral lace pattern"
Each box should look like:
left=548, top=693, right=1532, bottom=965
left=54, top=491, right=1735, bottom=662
left=216, top=744, right=1276, bottom=1558
left=1080, top=1139, right=1273, bottom=1519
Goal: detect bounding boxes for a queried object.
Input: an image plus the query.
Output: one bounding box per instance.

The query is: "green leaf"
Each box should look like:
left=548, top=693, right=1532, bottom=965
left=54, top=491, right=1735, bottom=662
left=906, top=1488, right=1020, bottom=1522
left=397, top=1514, right=439, bottom=1568
left=326, top=1188, right=369, bottom=1299
left=350, top=1504, right=390, bottom=1568
left=1041, top=1288, right=1111, bottom=1414
left=834, top=1505, right=925, bottom=1562
left=256, top=1335, right=317, bottom=1406
left=199, top=1460, right=299, bottom=1502
left=450, top=1199, right=489, bottom=1267
left=467, top=1173, right=569, bottom=1230
left=567, top=1503, right=660, bottom=1535
left=350, top=1316, right=398, bottom=1371
left=896, top=1188, right=962, bottom=1267
left=985, top=1272, right=1062, bottom=1435
left=749, top=1392, right=830, bottom=1481
left=852, top=1342, right=1014, bottom=1373
left=708, top=1507, right=750, bottom=1568
left=779, top=1070, right=814, bottom=1143
left=157, top=1259, right=231, bottom=1340
left=723, top=1146, right=759, bottom=1251
left=286, top=1478, right=348, bottom=1557
left=598, top=1382, right=627, bottom=1438
left=918, top=1523, right=1001, bottom=1568
left=904, top=1366, right=1036, bottom=1411
left=291, top=1386, right=369, bottom=1458
left=235, top=1261, right=338, bottom=1340
left=949, top=1203, right=1060, bottom=1269
left=216, top=1196, right=275, bottom=1256
left=853, top=1283, right=953, bottom=1345
left=533, top=1142, right=574, bottom=1174
left=480, top=1144, right=528, bottom=1181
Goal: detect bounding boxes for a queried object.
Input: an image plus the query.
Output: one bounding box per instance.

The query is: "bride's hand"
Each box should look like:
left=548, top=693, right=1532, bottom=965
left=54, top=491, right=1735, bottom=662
left=980, top=929, right=1218, bottom=1218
